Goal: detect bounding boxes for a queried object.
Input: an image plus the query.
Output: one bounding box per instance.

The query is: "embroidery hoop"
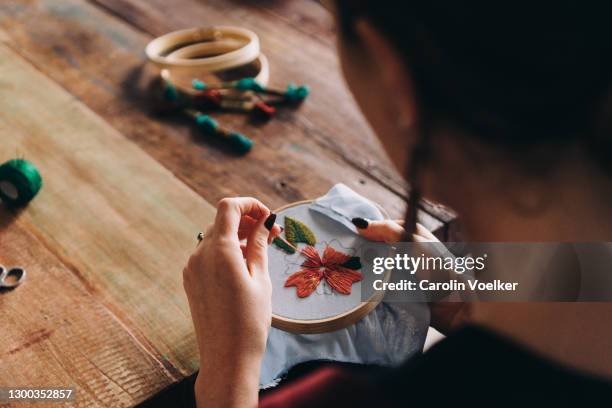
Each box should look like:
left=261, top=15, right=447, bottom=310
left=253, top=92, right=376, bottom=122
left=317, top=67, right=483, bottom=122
left=145, top=26, right=260, bottom=73
left=270, top=200, right=392, bottom=334
left=150, top=26, right=270, bottom=94
left=160, top=52, right=270, bottom=95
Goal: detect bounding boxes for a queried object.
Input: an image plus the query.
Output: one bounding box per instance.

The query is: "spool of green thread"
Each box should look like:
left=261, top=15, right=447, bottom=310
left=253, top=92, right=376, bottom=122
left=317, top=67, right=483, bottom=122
left=0, top=159, right=43, bottom=208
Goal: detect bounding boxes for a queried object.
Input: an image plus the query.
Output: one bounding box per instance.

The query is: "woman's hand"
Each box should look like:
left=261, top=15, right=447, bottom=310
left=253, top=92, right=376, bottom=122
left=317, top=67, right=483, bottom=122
left=352, top=217, right=470, bottom=335
left=183, top=197, right=281, bottom=408
left=351, top=217, right=438, bottom=242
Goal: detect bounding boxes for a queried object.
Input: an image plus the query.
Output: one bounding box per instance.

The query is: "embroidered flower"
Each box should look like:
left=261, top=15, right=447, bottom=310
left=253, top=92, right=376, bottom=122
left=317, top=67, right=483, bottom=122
left=284, top=245, right=362, bottom=298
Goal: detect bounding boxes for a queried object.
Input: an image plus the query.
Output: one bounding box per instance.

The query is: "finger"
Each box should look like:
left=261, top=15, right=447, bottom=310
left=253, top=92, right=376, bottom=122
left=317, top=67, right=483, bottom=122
left=354, top=219, right=405, bottom=243
left=240, top=243, right=248, bottom=258
left=238, top=216, right=284, bottom=242
left=237, top=215, right=258, bottom=240
left=193, top=223, right=215, bottom=254
left=415, top=222, right=438, bottom=242
left=205, top=223, right=215, bottom=234
left=245, top=214, right=271, bottom=277
left=391, top=220, right=433, bottom=240
left=238, top=211, right=281, bottom=249
left=215, top=197, right=270, bottom=237
left=412, top=233, right=431, bottom=243
left=268, top=224, right=282, bottom=245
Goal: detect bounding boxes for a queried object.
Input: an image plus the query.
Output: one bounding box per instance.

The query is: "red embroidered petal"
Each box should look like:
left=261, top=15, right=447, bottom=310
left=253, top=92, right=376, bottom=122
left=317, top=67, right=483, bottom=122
left=321, top=245, right=352, bottom=267
left=300, top=245, right=322, bottom=268
left=324, top=267, right=363, bottom=295
left=284, top=268, right=323, bottom=298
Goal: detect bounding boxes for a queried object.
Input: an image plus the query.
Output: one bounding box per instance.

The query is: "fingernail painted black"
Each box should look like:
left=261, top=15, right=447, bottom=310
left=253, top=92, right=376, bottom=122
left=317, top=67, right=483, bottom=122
left=264, top=213, right=277, bottom=231
left=351, top=217, right=369, bottom=229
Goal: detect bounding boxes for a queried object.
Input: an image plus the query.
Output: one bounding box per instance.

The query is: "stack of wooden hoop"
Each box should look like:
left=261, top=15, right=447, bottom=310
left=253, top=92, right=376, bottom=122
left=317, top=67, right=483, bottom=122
left=145, top=26, right=270, bottom=91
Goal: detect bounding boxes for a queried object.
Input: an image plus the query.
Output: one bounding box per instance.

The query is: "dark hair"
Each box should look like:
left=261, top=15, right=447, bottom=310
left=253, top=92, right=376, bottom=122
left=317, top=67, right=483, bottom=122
left=337, top=1, right=612, bottom=235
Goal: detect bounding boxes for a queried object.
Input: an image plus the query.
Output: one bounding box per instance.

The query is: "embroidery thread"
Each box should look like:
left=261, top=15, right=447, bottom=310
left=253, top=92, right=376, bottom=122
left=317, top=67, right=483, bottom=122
left=273, top=216, right=316, bottom=253
left=272, top=236, right=296, bottom=254
left=284, top=216, right=316, bottom=245
left=284, top=245, right=362, bottom=298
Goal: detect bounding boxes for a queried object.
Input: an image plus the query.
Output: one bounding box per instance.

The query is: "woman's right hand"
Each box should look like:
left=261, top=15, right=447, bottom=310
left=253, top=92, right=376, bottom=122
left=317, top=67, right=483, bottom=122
left=184, top=197, right=281, bottom=408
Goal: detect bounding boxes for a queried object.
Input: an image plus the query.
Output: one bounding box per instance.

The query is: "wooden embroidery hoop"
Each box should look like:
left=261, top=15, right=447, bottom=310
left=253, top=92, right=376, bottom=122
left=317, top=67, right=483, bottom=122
left=148, top=26, right=270, bottom=96
left=145, top=26, right=260, bottom=73
left=159, top=53, right=270, bottom=96
left=271, top=199, right=391, bottom=334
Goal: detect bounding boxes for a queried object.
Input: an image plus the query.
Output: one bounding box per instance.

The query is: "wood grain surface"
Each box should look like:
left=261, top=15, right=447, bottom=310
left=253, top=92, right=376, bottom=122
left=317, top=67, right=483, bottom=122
left=0, top=215, right=176, bottom=407
left=0, top=42, right=215, bottom=405
left=0, top=0, right=458, bottom=405
left=0, top=0, right=455, bottom=236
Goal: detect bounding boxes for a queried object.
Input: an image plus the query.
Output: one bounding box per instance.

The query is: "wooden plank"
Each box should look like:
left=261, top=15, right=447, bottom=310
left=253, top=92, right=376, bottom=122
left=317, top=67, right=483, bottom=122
left=0, top=0, right=449, bottom=235
left=91, top=0, right=407, bottom=199
left=91, top=0, right=458, bottom=231
left=0, top=216, right=175, bottom=407
left=0, top=43, right=216, bottom=374
left=250, top=0, right=336, bottom=45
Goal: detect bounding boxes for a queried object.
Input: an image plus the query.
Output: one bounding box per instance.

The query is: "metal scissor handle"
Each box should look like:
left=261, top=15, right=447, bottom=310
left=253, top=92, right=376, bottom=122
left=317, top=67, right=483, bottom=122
left=0, top=264, right=27, bottom=289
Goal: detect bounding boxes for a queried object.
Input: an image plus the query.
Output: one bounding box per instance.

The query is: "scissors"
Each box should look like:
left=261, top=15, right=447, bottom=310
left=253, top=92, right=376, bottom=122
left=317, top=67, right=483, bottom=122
left=0, top=265, right=26, bottom=290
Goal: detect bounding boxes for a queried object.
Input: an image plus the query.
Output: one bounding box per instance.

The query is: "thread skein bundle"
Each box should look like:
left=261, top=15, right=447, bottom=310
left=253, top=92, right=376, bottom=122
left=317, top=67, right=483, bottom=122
left=0, top=159, right=43, bottom=207
left=193, top=113, right=253, bottom=154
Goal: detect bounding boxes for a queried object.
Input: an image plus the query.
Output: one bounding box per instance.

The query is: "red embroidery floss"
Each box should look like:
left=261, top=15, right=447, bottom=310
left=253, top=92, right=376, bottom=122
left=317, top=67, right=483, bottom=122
left=284, top=245, right=362, bottom=298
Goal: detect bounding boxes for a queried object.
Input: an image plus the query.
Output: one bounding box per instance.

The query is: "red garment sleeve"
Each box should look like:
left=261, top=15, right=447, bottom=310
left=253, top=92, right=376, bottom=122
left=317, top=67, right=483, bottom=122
left=259, top=367, right=389, bottom=408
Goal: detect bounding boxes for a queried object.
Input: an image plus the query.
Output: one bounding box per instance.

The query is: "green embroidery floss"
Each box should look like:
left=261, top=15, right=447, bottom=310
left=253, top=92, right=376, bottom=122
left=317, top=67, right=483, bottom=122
left=272, top=236, right=296, bottom=254
left=163, top=82, right=180, bottom=103
left=284, top=83, right=310, bottom=102
left=0, top=159, right=43, bottom=208
left=284, top=216, right=316, bottom=245
left=192, top=79, right=206, bottom=91
left=272, top=216, right=316, bottom=253
left=190, top=111, right=254, bottom=154
left=235, top=77, right=266, bottom=92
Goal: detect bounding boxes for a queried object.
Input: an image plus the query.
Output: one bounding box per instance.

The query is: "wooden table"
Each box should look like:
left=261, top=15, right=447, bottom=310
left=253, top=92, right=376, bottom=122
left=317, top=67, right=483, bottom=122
left=0, top=1, right=456, bottom=406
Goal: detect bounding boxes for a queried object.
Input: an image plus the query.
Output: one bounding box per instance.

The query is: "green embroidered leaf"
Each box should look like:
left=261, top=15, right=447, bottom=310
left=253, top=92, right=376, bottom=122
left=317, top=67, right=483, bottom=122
left=273, top=237, right=296, bottom=254
left=341, top=257, right=362, bottom=270
left=285, top=216, right=316, bottom=245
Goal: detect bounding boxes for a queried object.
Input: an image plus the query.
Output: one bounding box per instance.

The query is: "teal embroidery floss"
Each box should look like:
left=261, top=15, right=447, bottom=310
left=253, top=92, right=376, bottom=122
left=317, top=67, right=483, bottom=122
left=284, top=83, right=310, bottom=102
left=189, top=111, right=253, bottom=154
left=185, top=77, right=309, bottom=104
left=0, top=159, right=43, bottom=208
left=163, top=82, right=180, bottom=103
left=234, top=77, right=266, bottom=92
left=195, top=113, right=219, bottom=133
left=192, top=78, right=206, bottom=91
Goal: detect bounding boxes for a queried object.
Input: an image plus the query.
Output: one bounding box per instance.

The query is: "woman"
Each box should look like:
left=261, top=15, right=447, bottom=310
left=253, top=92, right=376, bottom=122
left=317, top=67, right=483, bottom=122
left=152, top=1, right=612, bottom=406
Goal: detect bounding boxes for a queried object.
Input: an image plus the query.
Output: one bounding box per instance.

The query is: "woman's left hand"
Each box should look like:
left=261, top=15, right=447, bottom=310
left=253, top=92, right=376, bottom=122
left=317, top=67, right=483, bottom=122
left=354, top=218, right=470, bottom=335
left=183, top=197, right=281, bottom=408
